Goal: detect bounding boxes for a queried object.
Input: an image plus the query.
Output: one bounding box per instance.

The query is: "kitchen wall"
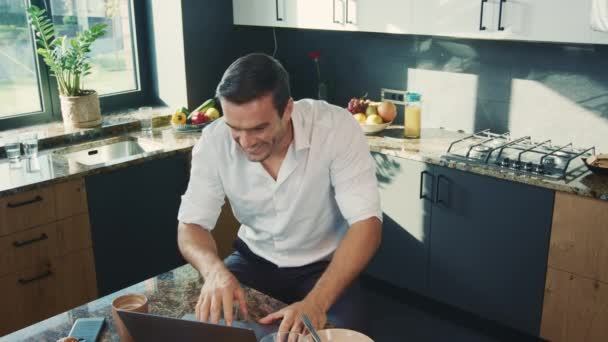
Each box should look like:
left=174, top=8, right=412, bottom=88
left=146, top=0, right=274, bottom=109
left=268, top=29, right=608, bottom=151
left=176, top=1, right=608, bottom=151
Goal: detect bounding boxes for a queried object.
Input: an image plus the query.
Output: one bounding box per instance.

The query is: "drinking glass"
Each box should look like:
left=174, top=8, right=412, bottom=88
left=20, top=132, right=38, bottom=158
left=3, top=136, right=21, bottom=168
left=138, top=106, right=153, bottom=131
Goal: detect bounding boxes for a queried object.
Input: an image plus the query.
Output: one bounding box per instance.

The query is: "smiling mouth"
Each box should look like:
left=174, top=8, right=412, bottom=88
left=245, top=145, right=263, bottom=154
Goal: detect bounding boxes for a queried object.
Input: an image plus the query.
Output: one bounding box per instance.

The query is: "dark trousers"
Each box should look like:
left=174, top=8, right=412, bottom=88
left=224, top=238, right=369, bottom=333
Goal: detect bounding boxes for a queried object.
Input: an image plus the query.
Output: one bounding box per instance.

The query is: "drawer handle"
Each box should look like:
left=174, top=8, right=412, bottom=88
left=479, top=0, right=487, bottom=31
left=18, top=270, right=53, bottom=285
left=7, top=195, right=43, bottom=208
left=497, top=0, right=506, bottom=31
left=13, top=233, right=48, bottom=248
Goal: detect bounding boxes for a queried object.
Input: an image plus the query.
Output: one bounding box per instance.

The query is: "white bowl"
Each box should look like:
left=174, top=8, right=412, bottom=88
left=312, top=328, right=374, bottom=342
left=360, top=120, right=392, bottom=134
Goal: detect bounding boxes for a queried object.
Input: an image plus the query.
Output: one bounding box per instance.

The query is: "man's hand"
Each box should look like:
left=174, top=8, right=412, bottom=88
left=195, top=265, right=248, bottom=326
left=258, top=299, right=327, bottom=334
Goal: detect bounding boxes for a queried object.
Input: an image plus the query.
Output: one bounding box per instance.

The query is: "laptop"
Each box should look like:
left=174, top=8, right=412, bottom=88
left=117, top=310, right=278, bottom=341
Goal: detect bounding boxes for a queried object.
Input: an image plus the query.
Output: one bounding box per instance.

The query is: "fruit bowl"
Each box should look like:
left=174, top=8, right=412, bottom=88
left=360, top=120, right=392, bottom=134
left=171, top=121, right=213, bottom=132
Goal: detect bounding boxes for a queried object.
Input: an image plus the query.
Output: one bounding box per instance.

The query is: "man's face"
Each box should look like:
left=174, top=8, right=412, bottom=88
left=222, top=93, right=293, bottom=162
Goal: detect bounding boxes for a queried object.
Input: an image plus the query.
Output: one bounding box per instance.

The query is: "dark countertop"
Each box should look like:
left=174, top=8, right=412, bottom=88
left=1, top=264, right=287, bottom=342
left=1, top=117, right=607, bottom=201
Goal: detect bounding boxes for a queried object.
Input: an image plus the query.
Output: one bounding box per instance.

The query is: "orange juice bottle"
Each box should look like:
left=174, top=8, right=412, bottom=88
left=404, top=92, right=422, bottom=138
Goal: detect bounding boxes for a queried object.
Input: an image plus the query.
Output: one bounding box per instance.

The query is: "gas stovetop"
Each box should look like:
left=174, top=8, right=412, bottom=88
left=440, top=130, right=596, bottom=180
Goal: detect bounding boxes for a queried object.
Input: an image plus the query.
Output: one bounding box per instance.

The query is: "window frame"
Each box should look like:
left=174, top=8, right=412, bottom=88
left=0, top=0, right=152, bottom=131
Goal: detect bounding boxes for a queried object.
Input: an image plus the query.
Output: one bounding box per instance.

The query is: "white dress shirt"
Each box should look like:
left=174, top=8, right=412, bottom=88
left=178, top=99, right=381, bottom=267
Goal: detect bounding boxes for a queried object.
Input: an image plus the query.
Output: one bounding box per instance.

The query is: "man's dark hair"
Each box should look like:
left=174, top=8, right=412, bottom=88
left=216, top=53, right=291, bottom=117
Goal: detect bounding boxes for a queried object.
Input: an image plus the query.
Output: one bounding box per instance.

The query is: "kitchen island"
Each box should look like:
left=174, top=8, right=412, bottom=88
left=1, top=264, right=288, bottom=342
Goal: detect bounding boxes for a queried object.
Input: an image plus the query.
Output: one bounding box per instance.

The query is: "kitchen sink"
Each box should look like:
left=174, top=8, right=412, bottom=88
left=53, top=136, right=164, bottom=167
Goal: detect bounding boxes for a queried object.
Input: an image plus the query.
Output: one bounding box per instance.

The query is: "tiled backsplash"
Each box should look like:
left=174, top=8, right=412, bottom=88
left=268, top=29, right=608, bottom=151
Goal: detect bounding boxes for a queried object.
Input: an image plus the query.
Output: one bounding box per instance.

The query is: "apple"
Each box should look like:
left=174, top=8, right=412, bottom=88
left=377, top=101, right=397, bottom=122
left=191, top=111, right=210, bottom=124
left=353, top=113, right=367, bottom=123
left=366, top=114, right=383, bottom=125
left=205, top=107, right=220, bottom=120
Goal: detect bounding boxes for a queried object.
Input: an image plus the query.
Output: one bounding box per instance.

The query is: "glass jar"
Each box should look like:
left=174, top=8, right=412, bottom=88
left=404, top=92, right=422, bottom=138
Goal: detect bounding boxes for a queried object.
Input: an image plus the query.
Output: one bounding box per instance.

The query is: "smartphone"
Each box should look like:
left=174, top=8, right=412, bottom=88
left=68, top=317, right=105, bottom=342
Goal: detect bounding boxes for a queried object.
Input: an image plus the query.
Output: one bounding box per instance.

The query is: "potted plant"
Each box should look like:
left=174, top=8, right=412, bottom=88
left=26, top=5, right=107, bottom=128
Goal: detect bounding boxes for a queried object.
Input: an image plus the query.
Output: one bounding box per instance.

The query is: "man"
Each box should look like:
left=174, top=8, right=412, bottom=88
left=177, top=53, right=381, bottom=335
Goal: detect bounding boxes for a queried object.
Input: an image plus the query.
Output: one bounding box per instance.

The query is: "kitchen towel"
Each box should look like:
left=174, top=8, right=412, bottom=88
left=591, top=0, right=608, bottom=32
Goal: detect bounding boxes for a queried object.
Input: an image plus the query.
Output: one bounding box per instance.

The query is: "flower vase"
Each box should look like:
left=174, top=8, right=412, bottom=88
left=317, top=81, right=328, bottom=101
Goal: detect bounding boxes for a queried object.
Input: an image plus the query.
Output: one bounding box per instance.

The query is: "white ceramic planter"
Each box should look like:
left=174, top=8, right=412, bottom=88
left=59, top=91, right=102, bottom=128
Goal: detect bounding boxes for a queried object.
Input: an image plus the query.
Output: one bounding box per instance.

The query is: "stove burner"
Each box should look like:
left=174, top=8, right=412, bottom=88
left=543, top=156, right=556, bottom=167
left=473, top=145, right=491, bottom=153
left=442, top=129, right=596, bottom=180
left=534, top=164, right=545, bottom=174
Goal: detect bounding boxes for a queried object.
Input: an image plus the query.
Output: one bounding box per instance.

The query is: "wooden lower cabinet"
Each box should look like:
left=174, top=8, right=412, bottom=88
left=548, top=192, right=608, bottom=283
left=0, top=262, right=57, bottom=336
left=0, top=248, right=97, bottom=336
left=541, top=267, right=608, bottom=342
left=541, top=192, right=608, bottom=342
left=0, top=222, right=58, bottom=277
left=54, top=248, right=98, bottom=312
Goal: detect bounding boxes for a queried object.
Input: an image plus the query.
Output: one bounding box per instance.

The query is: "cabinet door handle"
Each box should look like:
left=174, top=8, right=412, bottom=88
left=435, top=175, right=449, bottom=206
left=18, top=270, right=53, bottom=285
left=7, top=195, right=43, bottom=208
left=346, top=0, right=356, bottom=24
left=498, top=0, right=506, bottom=31
left=479, top=0, right=488, bottom=31
left=13, top=233, right=48, bottom=248
left=419, top=171, right=433, bottom=202
left=275, top=0, right=283, bottom=21
left=333, top=0, right=344, bottom=23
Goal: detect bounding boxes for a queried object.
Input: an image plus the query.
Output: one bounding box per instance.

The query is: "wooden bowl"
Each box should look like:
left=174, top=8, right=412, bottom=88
left=582, top=156, right=608, bottom=176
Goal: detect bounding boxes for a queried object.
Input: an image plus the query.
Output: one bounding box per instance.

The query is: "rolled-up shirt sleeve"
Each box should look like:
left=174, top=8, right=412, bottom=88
left=329, top=109, right=382, bottom=226
left=177, top=130, right=225, bottom=230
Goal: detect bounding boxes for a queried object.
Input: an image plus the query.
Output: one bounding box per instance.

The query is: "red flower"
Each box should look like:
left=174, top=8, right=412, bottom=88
left=308, top=51, right=321, bottom=60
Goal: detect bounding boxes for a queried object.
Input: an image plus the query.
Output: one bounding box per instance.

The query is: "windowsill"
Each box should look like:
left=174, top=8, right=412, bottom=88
left=0, top=106, right=171, bottom=155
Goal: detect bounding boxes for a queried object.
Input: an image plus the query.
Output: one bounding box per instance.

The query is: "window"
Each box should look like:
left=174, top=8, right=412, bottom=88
left=0, top=0, right=147, bottom=129
left=0, top=0, right=42, bottom=118
left=50, top=0, right=138, bottom=95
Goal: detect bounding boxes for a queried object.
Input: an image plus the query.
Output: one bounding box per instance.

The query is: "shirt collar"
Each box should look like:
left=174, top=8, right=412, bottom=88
left=291, top=105, right=311, bottom=151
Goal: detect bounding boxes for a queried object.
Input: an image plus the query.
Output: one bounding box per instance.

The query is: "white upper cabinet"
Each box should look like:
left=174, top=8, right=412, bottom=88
left=343, top=0, right=415, bottom=34
left=412, top=0, right=502, bottom=40
left=592, top=29, right=608, bottom=44
left=497, top=0, right=593, bottom=44
left=233, top=0, right=291, bottom=27
left=291, top=0, right=348, bottom=31
left=232, top=0, right=604, bottom=45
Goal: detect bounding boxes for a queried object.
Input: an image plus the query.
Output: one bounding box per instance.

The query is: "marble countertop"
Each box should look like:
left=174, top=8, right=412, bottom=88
left=1, top=118, right=607, bottom=201
left=2, top=264, right=287, bottom=342
left=368, top=127, right=608, bottom=201
left=0, top=127, right=199, bottom=197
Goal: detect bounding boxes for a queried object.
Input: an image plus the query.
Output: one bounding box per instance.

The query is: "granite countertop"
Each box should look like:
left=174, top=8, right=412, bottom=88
left=368, top=127, right=608, bottom=201
left=0, top=127, right=200, bottom=197
left=1, top=117, right=607, bottom=201
left=2, top=264, right=287, bottom=342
